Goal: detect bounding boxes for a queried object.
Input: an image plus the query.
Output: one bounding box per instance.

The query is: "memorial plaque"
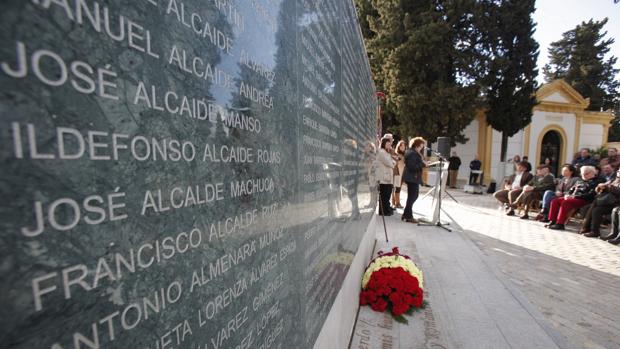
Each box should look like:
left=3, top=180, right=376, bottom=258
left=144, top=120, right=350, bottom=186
left=0, top=0, right=377, bottom=348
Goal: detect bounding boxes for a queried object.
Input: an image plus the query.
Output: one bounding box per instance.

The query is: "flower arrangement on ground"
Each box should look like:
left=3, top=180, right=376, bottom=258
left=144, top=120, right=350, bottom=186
left=359, top=247, right=424, bottom=323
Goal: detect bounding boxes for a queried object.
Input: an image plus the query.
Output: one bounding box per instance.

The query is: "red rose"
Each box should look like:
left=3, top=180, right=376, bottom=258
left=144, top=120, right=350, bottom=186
left=378, top=285, right=391, bottom=296
left=392, top=303, right=409, bottom=316
left=360, top=293, right=368, bottom=305
left=389, top=292, right=403, bottom=304
left=391, top=278, right=404, bottom=291
left=412, top=293, right=423, bottom=308
left=371, top=297, right=388, bottom=312
left=360, top=290, right=378, bottom=305
left=401, top=275, right=419, bottom=293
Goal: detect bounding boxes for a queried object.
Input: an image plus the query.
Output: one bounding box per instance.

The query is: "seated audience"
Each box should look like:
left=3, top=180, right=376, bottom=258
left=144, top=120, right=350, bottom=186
left=545, top=165, right=604, bottom=230
left=599, top=147, right=620, bottom=170
left=599, top=163, right=616, bottom=182
left=510, top=155, right=521, bottom=174
left=469, top=155, right=482, bottom=185
left=608, top=207, right=620, bottom=245
left=493, top=161, right=533, bottom=215
left=538, top=164, right=579, bottom=222
left=522, top=156, right=532, bottom=172
left=512, top=165, right=555, bottom=219
left=572, top=148, right=597, bottom=168
left=580, top=171, right=620, bottom=238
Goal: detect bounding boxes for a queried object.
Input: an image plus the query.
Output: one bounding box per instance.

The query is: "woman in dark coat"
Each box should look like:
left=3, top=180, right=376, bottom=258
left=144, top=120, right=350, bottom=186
left=401, top=137, right=427, bottom=223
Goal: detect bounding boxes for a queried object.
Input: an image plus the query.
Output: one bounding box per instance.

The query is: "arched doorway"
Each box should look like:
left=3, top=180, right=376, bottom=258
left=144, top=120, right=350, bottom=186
left=540, top=130, right=562, bottom=177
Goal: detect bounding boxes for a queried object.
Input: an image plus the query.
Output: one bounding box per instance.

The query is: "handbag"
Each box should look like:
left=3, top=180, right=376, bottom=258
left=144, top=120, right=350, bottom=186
left=393, top=162, right=400, bottom=176
left=595, top=192, right=617, bottom=206
left=393, top=175, right=402, bottom=186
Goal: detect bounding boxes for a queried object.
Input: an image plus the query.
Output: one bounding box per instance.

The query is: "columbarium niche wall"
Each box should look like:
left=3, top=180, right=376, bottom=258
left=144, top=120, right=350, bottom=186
left=0, top=0, right=377, bottom=348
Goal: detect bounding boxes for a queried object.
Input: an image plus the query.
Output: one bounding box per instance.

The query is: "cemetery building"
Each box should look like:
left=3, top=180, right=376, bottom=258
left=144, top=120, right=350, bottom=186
left=454, top=79, right=614, bottom=182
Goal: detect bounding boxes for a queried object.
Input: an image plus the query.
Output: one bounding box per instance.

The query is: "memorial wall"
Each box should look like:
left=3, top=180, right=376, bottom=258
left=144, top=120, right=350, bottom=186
left=0, top=0, right=377, bottom=348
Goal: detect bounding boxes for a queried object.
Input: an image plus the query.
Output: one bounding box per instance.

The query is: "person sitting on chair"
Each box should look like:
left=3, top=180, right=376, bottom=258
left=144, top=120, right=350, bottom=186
left=546, top=165, right=604, bottom=230
left=599, top=147, right=620, bottom=170
left=512, top=165, right=555, bottom=219
left=469, top=155, right=482, bottom=185
left=537, top=164, right=579, bottom=222
left=599, top=163, right=616, bottom=182
left=493, top=161, right=533, bottom=215
left=579, top=171, right=620, bottom=238
left=572, top=148, right=597, bottom=169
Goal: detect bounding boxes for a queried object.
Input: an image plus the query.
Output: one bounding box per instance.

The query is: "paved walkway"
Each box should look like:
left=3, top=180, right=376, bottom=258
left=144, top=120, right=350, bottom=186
left=350, top=188, right=620, bottom=349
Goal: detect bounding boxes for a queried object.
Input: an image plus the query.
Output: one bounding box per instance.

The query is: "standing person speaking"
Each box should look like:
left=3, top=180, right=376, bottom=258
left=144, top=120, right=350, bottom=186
left=401, top=137, right=428, bottom=223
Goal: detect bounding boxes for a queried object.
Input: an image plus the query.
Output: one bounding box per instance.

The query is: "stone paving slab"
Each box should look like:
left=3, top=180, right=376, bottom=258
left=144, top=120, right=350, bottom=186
left=349, top=239, right=448, bottom=349
left=435, top=189, right=620, bottom=349
left=438, top=189, right=620, bottom=277
left=350, top=205, right=571, bottom=348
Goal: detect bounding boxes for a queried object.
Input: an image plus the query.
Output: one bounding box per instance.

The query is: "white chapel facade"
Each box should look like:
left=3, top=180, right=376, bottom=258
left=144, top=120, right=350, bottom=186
left=453, top=79, right=614, bottom=183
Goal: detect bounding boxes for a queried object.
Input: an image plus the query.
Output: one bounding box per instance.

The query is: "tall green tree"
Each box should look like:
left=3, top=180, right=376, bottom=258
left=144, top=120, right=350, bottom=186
left=356, top=0, right=483, bottom=144
left=481, top=0, right=539, bottom=161
left=543, top=18, right=619, bottom=112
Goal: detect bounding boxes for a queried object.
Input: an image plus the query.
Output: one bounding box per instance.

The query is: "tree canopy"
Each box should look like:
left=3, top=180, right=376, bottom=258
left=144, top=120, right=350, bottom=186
left=356, top=0, right=483, bottom=144
left=543, top=18, right=619, bottom=112
left=481, top=0, right=539, bottom=161
left=355, top=0, right=539, bottom=153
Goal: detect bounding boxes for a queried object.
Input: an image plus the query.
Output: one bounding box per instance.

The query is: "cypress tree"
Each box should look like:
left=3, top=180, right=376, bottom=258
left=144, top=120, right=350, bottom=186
left=481, top=0, right=539, bottom=161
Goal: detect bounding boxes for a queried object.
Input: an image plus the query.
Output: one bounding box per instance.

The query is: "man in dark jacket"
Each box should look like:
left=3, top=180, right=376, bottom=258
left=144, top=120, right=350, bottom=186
left=469, top=155, right=482, bottom=185
left=599, top=147, right=620, bottom=170
left=448, top=151, right=462, bottom=188
left=512, top=165, right=555, bottom=219
left=599, top=163, right=616, bottom=182
left=572, top=148, right=598, bottom=168
left=493, top=161, right=533, bottom=214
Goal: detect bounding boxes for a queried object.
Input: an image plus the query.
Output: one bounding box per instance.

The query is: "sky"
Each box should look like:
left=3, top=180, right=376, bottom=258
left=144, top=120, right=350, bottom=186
left=532, top=0, right=620, bottom=83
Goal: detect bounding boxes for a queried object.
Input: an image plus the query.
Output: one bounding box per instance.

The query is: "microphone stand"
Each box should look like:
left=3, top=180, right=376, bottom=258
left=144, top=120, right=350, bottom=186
left=418, top=149, right=452, bottom=232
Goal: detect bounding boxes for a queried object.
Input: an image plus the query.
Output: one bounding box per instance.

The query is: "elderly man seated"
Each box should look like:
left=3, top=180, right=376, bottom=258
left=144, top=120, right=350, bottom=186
left=511, top=165, right=556, bottom=219
left=599, top=147, right=620, bottom=169
left=599, top=163, right=616, bottom=182
left=493, top=161, right=533, bottom=215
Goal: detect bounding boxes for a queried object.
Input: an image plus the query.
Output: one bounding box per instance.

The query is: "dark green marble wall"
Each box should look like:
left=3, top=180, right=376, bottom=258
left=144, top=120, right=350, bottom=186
left=0, top=0, right=377, bottom=348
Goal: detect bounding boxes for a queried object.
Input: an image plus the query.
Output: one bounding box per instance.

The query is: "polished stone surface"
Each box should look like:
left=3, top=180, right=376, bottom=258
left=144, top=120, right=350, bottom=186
left=0, top=0, right=376, bottom=348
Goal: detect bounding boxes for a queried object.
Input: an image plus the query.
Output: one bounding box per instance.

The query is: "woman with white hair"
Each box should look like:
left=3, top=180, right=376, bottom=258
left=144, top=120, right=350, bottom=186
left=546, top=165, right=605, bottom=230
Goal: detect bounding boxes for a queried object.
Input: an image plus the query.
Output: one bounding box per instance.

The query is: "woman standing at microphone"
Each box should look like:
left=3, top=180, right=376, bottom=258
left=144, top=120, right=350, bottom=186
left=401, top=137, right=428, bottom=223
